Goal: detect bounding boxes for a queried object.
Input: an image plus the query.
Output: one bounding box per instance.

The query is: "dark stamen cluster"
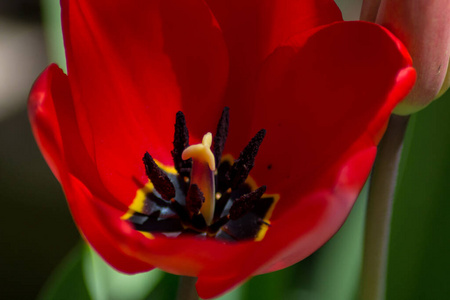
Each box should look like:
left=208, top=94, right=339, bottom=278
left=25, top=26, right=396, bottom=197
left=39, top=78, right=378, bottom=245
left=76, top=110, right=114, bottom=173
left=130, top=108, right=275, bottom=241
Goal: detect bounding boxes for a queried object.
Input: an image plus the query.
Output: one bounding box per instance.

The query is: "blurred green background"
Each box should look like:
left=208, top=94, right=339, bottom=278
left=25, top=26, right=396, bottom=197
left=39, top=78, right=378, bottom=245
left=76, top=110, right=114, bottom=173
left=1, top=0, right=449, bottom=299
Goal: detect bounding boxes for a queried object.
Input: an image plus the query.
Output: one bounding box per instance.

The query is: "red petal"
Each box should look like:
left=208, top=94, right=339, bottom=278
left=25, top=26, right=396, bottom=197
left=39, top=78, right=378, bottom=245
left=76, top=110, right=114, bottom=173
left=61, top=0, right=229, bottom=203
left=28, top=65, right=64, bottom=181
left=247, top=21, right=415, bottom=198
left=65, top=175, right=155, bottom=273
left=29, top=65, right=109, bottom=201
left=205, top=0, right=342, bottom=135
left=206, top=0, right=342, bottom=87
left=30, top=64, right=155, bottom=272
left=257, top=147, right=377, bottom=274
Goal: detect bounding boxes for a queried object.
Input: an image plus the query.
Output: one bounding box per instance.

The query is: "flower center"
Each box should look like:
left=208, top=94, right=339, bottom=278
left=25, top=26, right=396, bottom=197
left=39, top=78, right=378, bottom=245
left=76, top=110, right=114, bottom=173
left=123, top=108, right=279, bottom=242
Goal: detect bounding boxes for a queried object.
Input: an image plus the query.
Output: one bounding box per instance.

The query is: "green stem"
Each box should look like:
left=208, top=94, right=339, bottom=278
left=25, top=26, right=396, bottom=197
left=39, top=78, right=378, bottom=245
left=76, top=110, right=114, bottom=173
left=177, top=276, right=199, bottom=300
left=359, top=115, right=410, bottom=300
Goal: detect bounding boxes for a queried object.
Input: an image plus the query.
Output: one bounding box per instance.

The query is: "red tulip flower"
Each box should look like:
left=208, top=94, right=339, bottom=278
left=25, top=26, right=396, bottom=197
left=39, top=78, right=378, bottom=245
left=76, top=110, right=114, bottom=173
left=29, top=0, right=415, bottom=298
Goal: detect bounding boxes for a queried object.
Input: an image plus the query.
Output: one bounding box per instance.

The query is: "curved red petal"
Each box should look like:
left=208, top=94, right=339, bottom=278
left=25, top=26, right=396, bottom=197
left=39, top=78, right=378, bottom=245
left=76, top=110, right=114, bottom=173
left=64, top=174, right=155, bottom=274
left=31, top=64, right=155, bottom=272
left=33, top=64, right=128, bottom=211
left=28, top=64, right=65, bottom=181
left=257, top=146, right=377, bottom=274
left=247, top=21, right=415, bottom=199
left=61, top=0, right=229, bottom=204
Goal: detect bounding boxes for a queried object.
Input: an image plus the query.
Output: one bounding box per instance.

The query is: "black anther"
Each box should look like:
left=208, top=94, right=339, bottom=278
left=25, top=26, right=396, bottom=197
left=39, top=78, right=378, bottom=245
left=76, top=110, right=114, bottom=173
left=143, top=152, right=176, bottom=201
left=171, top=111, right=192, bottom=177
left=229, top=186, right=266, bottom=220
left=226, top=129, right=266, bottom=189
left=213, top=107, right=230, bottom=167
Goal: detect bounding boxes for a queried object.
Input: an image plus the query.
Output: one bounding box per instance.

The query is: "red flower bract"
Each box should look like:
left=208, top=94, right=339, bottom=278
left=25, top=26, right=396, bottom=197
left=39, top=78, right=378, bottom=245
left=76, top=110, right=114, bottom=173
left=29, top=0, right=415, bottom=298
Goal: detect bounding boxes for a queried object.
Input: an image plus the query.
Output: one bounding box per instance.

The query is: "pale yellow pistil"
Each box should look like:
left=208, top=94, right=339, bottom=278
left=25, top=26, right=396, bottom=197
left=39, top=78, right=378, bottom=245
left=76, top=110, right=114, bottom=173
left=182, top=133, right=216, bottom=225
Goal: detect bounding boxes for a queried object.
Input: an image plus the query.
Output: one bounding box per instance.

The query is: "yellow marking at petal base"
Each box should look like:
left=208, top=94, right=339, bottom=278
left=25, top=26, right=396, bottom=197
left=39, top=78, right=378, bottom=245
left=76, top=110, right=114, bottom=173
left=221, top=154, right=280, bottom=242
left=255, top=222, right=270, bottom=242
left=121, top=159, right=178, bottom=240
left=122, top=160, right=178, bottom=220
left=255, top=194, right=280, bottom=242
left=121, top=181, right=156, bottom=240
left=121, top=182, right=154, bottom=220
left=140, top=231, right=155, bottom=239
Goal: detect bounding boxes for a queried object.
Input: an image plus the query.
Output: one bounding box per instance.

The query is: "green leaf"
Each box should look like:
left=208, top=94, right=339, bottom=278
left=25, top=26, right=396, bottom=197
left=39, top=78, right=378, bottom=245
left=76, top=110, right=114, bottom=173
left=40, top=0, right=66, bottom=69
left=309, top=183, right=368, bottom=300
left=144, top=272, right=179, bottom=300
left=82, top=245, right=164, bottom=300
left=242, top=267, right=296, bottom=300
left=215, top=284, right=245, bottom=300
left=37, top=244, right=91, bottom=300
left=388, top=90, right=450, bottom=300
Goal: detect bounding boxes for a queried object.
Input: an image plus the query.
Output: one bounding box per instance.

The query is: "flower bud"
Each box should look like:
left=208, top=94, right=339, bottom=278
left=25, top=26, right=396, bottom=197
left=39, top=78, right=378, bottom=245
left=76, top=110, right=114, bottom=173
left=361, top=0, right=450, bottom=114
